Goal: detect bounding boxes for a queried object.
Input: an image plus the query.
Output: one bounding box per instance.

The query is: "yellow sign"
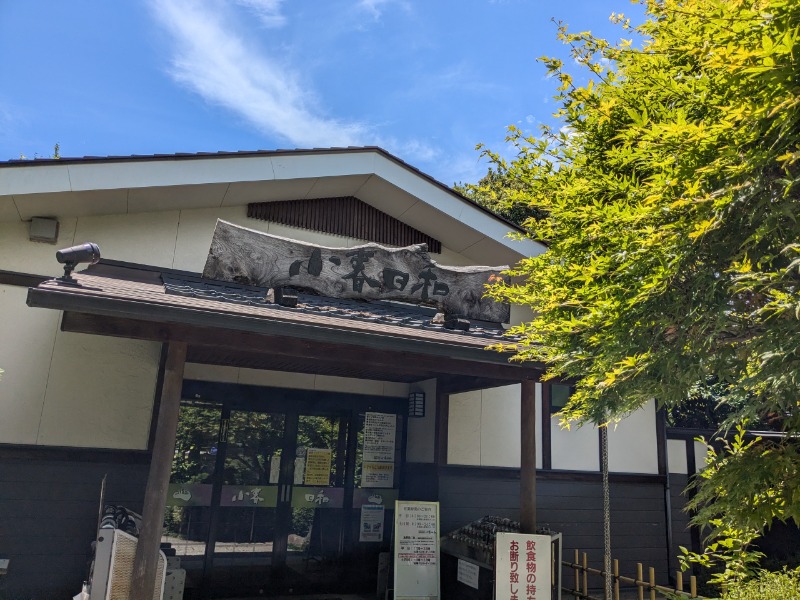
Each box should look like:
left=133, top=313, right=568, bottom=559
left=362, top=461, right=394, bottom=487
left=304, top=448, right=333, bottom=486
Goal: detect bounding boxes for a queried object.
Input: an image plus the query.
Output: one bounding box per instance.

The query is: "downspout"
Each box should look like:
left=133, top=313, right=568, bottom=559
left=658, top=411, right=675, bottom=584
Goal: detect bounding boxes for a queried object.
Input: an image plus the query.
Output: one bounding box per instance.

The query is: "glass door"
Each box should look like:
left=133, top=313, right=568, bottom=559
left=280, top=413, right=349, bottom=592
left=164, top=385, right=407, bottom=597
left=208, top=409, right=286, bottom=591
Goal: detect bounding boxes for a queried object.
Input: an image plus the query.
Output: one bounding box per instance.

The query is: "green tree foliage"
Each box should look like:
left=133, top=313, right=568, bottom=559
left=469, top=0, right=800, bottom=577
left=720, top=567, right=800, bottom=600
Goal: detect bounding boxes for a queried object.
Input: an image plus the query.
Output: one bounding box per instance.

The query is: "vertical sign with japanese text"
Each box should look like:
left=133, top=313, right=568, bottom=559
left=394, top=501, right=440, bottom=600
left=495, top=533, right=552, bottom=600
left=362, top=412, right=396, bottom=488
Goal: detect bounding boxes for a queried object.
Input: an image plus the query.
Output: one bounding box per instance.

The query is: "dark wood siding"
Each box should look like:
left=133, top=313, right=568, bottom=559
left=248, top=197, right=443, bottom=253
left=438, top=470, right=672, bottom=583
left=669, top=473, right=694, bottom=558
left=0, top=453, right=148, bottom=598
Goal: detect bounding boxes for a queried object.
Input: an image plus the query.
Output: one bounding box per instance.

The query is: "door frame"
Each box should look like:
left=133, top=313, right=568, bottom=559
left=179, top=379, right=409, bottom=593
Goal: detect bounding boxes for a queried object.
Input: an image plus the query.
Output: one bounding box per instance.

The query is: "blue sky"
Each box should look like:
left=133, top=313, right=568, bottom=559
left=0, top=0, right=644, bottom=185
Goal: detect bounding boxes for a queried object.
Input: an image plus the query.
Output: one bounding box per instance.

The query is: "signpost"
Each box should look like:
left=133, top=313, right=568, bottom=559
left=394, top=501, right=440, bottom=600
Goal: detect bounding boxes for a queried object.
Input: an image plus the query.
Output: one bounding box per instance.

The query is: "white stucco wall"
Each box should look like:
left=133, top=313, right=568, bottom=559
left=607, top=400, right=659, bottom=474
left=551, top=418, right=600, bottom=471
left=0, top=219, right=78, bottom=274
left=0, top=285, right=61, bottom=445
left=447, top=390, right=482, bottom=465
left=37, top=330, right=160, bottom=448
left=667, top=439, right=688, bottom=474
left=447, top=384, right=541, bottom=469
left=0, top=283, right=160, bottom=449
left=480, top=384, right=522, bottom=468
left=0, top=207, right=478, bottom=277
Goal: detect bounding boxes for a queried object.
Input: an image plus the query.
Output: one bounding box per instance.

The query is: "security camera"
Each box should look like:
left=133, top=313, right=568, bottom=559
left=56, top=242, right=101, bottom=282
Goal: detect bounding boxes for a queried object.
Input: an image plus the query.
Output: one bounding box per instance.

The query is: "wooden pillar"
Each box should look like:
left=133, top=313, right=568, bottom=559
left=131, top=342, right=187, bottom=600
left=520, top=378, right=537, bottom=533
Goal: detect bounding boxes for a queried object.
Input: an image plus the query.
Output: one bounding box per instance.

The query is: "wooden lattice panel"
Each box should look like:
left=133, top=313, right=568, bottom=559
left=107, top=530, right=165, bottom=600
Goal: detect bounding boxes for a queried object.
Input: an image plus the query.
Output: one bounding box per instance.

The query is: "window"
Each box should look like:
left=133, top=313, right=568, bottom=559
left=550, top=384, right=573, bottom=414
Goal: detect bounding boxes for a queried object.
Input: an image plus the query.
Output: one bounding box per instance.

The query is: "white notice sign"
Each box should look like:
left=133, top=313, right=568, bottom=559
left=362, top=461, right=395, bottom=488
left=359, top=504, right=385, bottom=542
left=495, top=533, right=552, bottom=600
left=457, top=559, right=480, bottom=589
left=363, top=412, right=396, bottom=462
left=394, top=501, right=440, bottom=600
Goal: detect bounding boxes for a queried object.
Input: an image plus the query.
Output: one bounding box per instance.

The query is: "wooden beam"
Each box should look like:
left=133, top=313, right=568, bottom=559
left=541, top=382, right=552, bottom=470
left=520, top=379, right=537, bottom=533
left=434, top=385, right=449, bottom=467
left=60, top=311, right=540, bottom=381
left=130, top=342, right=187, bottom=600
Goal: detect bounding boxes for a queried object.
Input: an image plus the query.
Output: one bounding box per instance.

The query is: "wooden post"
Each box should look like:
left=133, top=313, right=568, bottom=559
left=582, top=552, right=588, bottom=597
left=690, top=575, right=697, bottom=598
left=520, top=379, right=537, bottom=532
left=130, top=342, right=187, bottom=600
left=649, top=567, right=656, bottom=600
left=636, top=563, right=644, bottom=600
left=574, top=549, right=580, bottom=596
left=613, top=559, right=620, bottom=600
left=676, top=571, right=683, bottom=594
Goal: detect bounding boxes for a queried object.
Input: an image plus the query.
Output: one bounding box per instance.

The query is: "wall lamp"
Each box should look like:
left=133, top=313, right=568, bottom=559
left=56, top=242, right=101, bottom=282
left=408, top=391, right=426, bottom=418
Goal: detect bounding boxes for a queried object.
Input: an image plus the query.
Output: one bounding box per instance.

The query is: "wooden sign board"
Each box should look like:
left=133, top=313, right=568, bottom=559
left=394, top=501, right=440, bottom=600
left=202, top=219, right=510, bottom=323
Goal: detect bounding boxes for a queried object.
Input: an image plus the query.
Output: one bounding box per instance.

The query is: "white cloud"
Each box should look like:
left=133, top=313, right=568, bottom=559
left=149, top=0, right=370, bottom=147
left=358, top=0, right=408, bottom=20
left=233, top=0, right=286, bottom=28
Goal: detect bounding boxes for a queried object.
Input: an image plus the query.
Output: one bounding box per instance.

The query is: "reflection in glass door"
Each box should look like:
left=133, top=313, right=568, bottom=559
left=162, top=403, right=220, bottom=562
left=282, top=414, right=348, bottom=591
left=210, top=410, right=285, bottom=589
left=163, top=385, right=407, bottom=596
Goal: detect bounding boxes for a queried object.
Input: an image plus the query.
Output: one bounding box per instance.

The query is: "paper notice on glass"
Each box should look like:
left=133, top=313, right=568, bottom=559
left=457, top=559, right=480, bottom=589
left=269, top=455, right=281, bottom=484
left=304, top=448, right=332, bottom=486
left=363, top=412, right=396, bottom=463
left=362, top=462, right=394, bottom=488
left=294, top=457, right=305, bottom=485
left=359, top=504, right=385, bottom=542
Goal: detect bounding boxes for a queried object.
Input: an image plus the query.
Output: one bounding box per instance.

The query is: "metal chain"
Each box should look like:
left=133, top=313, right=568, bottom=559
left=601, top=425, right=613, bottom=600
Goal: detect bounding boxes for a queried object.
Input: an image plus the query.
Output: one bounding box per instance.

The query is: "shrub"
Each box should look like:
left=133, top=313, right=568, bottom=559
left=721, top=568, right=800, bottom=600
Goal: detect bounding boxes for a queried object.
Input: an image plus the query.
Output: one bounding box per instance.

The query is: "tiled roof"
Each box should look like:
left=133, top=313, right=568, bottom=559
left=162, top=275, right=511, bottom=342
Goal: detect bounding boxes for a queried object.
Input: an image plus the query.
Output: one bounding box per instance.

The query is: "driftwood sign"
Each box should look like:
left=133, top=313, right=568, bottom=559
left=202, top=220, right=510, bottom=323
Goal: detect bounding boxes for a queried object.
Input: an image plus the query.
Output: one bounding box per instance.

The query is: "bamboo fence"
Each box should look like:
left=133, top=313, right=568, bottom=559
left=563, top=549, right=707, bottom=600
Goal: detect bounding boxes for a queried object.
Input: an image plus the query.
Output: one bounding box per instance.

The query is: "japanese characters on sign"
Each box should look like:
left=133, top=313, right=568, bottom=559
left=290, top=486, right=345, bottom=509
left=304, top=448, right=333, bottom=486
left=394, top=501, right=440, bottom=600
left=202, top=220, right=511, bottom=323
left=219, top=485, right=279, bottom=508
left=362, top=412, right=397, bottom=488
left=457, top=559, right=480, bottom=590
left=363, top=412, right=396, bottom=462
left=495, top=533, right=552, bottom=600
